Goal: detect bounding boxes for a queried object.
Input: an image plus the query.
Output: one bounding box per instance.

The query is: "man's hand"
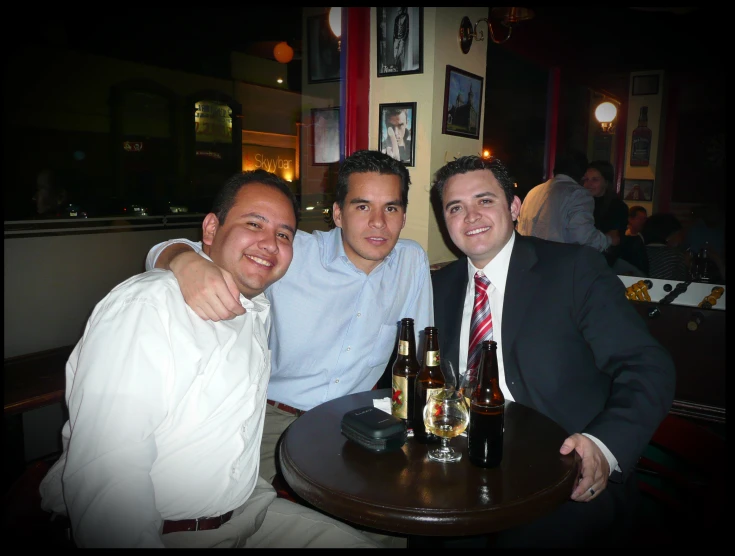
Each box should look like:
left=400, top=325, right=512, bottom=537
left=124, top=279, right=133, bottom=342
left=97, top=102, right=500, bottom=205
left=560, top=433, right=610, bottom=502
left=169, top=251, right=244, bottom=321
left=606, top=230, right=621, bottom=247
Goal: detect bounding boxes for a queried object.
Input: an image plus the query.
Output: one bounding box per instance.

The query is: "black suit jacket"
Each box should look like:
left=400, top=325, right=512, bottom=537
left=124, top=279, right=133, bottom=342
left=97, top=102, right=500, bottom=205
left=432, top=232, right=675, bottom=481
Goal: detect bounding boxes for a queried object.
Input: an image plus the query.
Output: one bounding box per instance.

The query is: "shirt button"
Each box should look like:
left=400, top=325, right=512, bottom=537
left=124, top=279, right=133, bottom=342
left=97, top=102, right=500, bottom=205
left=357, top=312, right=361, bottom=317
left=335, top=379, right=340, bottom=383
left=347, top=347, right=351, bottom=351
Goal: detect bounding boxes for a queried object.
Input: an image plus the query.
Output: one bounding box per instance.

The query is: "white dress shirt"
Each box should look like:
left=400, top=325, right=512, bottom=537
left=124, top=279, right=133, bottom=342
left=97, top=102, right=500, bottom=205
left=458, top=233, right=619, bottom=476
left=146, top=227, right=434, bottom=411
left=40, top=255, right=271, bottom=548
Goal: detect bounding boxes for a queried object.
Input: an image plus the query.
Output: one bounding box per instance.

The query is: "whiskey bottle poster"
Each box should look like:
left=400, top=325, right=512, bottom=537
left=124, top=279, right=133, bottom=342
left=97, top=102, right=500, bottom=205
left=630, top=106, right=652, bottom=166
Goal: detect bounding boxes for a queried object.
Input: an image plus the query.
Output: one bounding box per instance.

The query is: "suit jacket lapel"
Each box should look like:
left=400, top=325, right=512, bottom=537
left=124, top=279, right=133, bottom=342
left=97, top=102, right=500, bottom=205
left=502, top=234, right=540, bottom=361
left=434, top=258, right=468, bottom=374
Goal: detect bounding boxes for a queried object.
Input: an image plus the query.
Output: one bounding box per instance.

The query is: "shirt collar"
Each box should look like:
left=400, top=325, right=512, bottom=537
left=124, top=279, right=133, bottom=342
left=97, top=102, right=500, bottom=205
left=199, top=251, right=270, bottom=312
left=322, top=227, right=396, bottom=270
left=466, top=232, right=515, bottom=296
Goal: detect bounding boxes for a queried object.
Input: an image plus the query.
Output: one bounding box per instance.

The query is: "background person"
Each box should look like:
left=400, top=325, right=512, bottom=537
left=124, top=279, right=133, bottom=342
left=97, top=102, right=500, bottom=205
left=517, top=150, right=619, bottom=253
left=618, top=205, right=650, bottom=275
left=641, top=212, right=690, bottom=281
left=431, top=155, right=675, bottom=548
left=39, top=170, right=380, bottom=548
left=581, top=160, right=629, bottom=267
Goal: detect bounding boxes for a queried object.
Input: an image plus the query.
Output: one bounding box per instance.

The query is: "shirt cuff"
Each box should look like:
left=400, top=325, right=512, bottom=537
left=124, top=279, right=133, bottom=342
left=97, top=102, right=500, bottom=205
left=582, top=433, right=620, bottom=476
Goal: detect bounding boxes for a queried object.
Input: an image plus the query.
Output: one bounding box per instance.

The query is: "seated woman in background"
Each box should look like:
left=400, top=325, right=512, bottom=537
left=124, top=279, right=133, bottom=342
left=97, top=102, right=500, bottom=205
left=582, top=161, right=629, bottom=268
left=641, top=213, right=690, bottom=281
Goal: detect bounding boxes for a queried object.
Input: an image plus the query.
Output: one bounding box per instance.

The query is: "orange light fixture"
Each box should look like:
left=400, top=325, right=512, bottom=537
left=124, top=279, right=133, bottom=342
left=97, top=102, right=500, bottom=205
left=273, top=41, right=294, bottom=64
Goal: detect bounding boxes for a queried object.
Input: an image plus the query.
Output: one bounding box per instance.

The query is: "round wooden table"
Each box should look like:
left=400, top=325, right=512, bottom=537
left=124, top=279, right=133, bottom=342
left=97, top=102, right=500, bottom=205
left=279, top=389, right=578, bottom=537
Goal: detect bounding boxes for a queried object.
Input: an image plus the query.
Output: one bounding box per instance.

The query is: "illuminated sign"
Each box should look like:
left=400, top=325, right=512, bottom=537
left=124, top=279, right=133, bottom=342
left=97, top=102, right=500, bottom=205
left=195, top=100, right=232, bottom=144
left=242, top=145, right=296, bottom=183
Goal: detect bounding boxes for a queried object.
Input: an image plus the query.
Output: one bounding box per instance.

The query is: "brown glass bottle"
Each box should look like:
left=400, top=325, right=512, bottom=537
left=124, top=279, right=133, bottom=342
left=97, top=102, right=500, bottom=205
left=630, top=106, right=652, bottom=167
left=468, top=340, right=505, bottom=467
left=413, top=327, right=444, bottom=444
left=391, top=318, right=420, bottom=431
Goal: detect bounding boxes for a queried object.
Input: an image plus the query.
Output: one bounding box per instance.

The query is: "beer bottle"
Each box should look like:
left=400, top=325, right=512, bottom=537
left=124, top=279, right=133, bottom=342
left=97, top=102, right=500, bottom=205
left=391, top=318, right=420, bottom=431
left=413, top=327, right=444, bottom=444
left=468, top=340, right=505, bottom=467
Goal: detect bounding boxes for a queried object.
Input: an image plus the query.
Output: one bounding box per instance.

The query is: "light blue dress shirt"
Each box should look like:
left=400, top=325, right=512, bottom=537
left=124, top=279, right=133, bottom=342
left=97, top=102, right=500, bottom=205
left=146, top=227, right=434, bottom=411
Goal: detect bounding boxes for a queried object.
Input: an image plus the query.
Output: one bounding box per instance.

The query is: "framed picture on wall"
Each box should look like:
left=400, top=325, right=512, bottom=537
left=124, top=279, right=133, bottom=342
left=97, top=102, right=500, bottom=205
left=623, top=178, right=654, bottom=202
left=311, top=107, right=340, bottom=165
left=442, top=65, right=483, bottom=139
left=377, top=7, right=423, bottom=77
left=307, top=14, right=341, bottom=84
left=378, top=102, right=417, bottom=167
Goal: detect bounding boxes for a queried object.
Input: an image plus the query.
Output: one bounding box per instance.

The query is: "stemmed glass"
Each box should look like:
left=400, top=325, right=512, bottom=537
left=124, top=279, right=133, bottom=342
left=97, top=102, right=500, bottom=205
left=422, top=386, right=470, bottom=462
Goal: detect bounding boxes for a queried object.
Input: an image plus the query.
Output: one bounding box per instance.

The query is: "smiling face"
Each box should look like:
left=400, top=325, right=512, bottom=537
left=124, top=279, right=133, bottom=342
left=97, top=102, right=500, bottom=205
left=581, top=168, right=606, bottom=197
left=202, top=183, right=296, bottom=299
left=332, top=172, right=406, bottom=274
left=442, top=169, right=521, bottom=269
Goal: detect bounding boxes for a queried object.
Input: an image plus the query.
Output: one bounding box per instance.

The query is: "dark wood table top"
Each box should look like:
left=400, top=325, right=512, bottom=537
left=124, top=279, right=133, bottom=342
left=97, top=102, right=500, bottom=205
left=4, top=345, right=73, bottom=415
left=279, top=389, right=578, bottom=537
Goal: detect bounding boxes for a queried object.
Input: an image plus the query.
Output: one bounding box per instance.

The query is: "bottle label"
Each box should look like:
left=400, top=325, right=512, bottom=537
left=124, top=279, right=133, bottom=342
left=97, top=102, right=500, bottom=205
left=392, top=375, right=408, bottom=419
left=425, top=387, right=442, bottom=402
left=398, top=340, right=409, bottom=356
left=425, top=350, right=439, bottom=367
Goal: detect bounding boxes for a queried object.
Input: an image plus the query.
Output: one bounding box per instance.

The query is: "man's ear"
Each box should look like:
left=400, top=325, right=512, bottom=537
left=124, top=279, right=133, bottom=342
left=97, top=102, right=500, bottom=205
left=332, top=202, right=342, bottom=229
left=510, top=196, right=522, bottom=222
left=202, top=213, right=219, bottom=246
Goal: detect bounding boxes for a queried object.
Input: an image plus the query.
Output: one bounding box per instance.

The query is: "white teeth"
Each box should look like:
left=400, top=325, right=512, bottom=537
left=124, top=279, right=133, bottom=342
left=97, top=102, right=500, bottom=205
left=466, top=227, right=490, bottom=236
left=247, top=255, right=273, bottom=267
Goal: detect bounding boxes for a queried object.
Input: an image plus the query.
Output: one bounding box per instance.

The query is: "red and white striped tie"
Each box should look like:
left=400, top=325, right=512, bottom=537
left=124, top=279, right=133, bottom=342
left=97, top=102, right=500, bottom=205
left=467, top=271, right=493, bottom=375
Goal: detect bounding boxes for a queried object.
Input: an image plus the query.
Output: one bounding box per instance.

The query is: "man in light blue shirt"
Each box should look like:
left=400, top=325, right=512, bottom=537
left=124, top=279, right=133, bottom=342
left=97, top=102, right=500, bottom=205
left=145, top=150, right=433, bottom=486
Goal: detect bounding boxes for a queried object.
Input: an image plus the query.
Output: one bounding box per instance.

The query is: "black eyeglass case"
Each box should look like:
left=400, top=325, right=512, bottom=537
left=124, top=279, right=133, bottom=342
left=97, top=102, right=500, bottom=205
left=341, top=406, right=407, bottom=453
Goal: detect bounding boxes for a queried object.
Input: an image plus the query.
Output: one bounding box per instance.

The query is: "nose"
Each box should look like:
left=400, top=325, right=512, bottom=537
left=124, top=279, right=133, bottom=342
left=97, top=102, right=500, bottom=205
left=369, top=210, right=386, bottom=229
left=258, top=233, right=279, bottom=254
left=464, top=206, right=481, bottom=223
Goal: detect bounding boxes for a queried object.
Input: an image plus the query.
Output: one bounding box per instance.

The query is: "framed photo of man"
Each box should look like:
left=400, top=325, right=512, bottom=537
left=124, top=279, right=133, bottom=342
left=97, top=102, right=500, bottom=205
left=377, top=7, right=423, bottom=77
left=307, top=14, right=341, bottom=84
left=442, top=65, right=483, bottom=139
left=378, top=102, right=417, bottom=167
left=311, top=107, right=341, bottom=165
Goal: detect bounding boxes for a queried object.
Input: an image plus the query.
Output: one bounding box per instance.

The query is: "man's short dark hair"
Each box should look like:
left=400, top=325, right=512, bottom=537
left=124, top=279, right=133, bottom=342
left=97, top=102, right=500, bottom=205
left=629, top=205, right=647, bottom=219
left=553, top=151, right=589, bottom=184
left=641, top=212, right=682, bottom=245
left=335, top=150, right=411, bottom=210
left=431, top=156, right=516, bottom=218
left=211, top=169, right=300, bottom=226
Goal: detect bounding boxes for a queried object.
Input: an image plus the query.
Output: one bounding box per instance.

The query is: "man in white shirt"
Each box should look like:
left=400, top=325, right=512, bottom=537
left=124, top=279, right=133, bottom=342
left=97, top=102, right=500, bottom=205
left=144, top=150, right=433, bottom=490
left=517, top=151, right=620, bottom=252
left=38, top=170, right=380, bottom=548
left=431, top=155, right=675, bottom=548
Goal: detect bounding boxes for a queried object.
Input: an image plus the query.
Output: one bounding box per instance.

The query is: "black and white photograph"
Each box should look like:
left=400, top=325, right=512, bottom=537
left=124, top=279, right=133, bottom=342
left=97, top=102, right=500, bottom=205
left=378, top=102, right=416, bottom=167
left=377, top=7, right=423, bottom=77
left=311, top=107, right=340, bottom=165
left=307, top=14, right=341, bottom=84
left=442, top=65, right=483, bottom=139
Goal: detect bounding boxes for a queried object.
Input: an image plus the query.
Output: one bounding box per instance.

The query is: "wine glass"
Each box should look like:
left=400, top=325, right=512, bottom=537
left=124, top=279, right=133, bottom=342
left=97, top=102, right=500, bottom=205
left=439, top=358, right=458, bottom=391
left=422, top=386, right=470, bottom=463
left=458, top=367, right=478, bottom=408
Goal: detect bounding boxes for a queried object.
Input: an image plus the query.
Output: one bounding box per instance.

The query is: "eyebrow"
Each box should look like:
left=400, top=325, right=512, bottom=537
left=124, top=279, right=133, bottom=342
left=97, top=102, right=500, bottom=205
left=242, top=212, right=296, bottom=235
left=349, top=197, right=402, bottom=207
left=444, top=191, right=497, bottom=211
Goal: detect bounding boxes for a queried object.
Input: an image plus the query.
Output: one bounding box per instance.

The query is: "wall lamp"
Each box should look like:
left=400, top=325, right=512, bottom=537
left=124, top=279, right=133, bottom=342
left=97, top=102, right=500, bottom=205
left=595, top=101, right=618, bottom=134
left=328, top=7, right=342, bottom=52
left=459, top=7, right=534, bottom=53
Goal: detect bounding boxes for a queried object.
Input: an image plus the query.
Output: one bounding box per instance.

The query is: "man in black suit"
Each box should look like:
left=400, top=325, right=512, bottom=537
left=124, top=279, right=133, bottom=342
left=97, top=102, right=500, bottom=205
left=431, top=155, right=675, bottom=547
